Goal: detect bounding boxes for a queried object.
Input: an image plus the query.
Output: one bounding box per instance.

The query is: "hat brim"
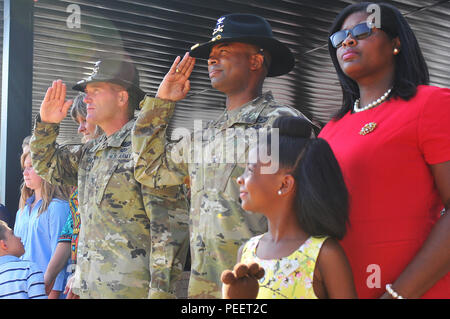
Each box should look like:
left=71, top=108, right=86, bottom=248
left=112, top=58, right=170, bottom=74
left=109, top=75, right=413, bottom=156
left=72, top=78, right=146, bottom=108
left=73, top=78, right=144, bottom=96
left=190, top=36, right=295, bottom=77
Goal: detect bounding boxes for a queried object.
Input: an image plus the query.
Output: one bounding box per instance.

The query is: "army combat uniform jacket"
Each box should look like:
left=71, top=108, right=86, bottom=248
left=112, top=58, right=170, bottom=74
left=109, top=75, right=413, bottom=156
left=30, top=118, right=189, bottom=299
left=133, top=92, right=310, bottom=298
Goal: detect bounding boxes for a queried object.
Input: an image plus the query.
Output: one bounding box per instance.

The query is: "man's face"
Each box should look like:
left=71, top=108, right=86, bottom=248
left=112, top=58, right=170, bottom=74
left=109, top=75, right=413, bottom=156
left=83, top=82, right=125, bottom=127
left=207, top=42, right=258, bottom=93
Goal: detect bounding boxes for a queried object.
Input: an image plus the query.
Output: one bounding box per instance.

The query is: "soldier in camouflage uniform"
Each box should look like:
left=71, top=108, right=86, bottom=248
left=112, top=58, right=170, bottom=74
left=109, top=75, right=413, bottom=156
left=30, top=59, right=189, bottom=298
left=132, top=14, right=313, bottom=298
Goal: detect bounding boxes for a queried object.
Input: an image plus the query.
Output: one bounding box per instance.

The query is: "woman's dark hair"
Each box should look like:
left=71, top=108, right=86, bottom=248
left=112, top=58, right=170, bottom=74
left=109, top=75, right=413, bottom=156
left=328, top=2, right=429, bottom=120
left=269, top=116, right=349, bottom=239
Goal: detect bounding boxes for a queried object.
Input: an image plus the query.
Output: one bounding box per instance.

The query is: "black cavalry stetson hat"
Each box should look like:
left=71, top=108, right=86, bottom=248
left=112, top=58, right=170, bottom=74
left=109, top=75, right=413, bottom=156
left=72, top=59, right=145, bottom=108
left=189, top=13, right=295, bottom=77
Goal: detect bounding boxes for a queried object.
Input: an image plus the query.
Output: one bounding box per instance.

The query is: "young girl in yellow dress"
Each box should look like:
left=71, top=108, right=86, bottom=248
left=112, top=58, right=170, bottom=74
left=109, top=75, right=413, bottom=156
left=227, top=116, right=357, bottom=299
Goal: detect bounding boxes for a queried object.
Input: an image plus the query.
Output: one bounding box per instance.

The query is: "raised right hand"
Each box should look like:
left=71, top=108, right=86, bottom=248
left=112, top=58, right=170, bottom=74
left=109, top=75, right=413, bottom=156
left=40, top=79, right=73, bottom=123
left=156, top=52, right=195, bottom=102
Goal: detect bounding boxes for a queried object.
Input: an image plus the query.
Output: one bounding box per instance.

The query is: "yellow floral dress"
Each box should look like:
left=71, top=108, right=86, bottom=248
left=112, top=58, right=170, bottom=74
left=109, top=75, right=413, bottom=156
left=241, top=234, right=328, bottom=299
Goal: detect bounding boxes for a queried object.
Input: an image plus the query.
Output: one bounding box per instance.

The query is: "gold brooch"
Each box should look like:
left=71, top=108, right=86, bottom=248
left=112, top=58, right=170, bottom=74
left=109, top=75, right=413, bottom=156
left=359, top=122, right=377, bottom=135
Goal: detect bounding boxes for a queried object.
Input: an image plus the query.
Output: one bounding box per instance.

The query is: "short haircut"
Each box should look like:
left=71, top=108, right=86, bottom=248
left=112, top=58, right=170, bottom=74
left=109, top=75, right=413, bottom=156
left=246, top=43, right=272, bottom=77
left=109, top=83, right=141, bottom=120
left=0, top=220, right=10, bottom=241
left=328, top=2, right=429, bottom=120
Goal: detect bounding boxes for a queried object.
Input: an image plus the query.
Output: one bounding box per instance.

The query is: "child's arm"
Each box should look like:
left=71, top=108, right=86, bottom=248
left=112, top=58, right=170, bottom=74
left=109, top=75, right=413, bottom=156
left=44, top=242, right=71, bottom=294
left=315, top=238, right=357, bottom=299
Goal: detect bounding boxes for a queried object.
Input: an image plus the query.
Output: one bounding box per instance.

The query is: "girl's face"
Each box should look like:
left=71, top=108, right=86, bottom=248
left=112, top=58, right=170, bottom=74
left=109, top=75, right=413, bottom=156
left=23, top=155, right=42, bottom=191
left=236, top=148, right=284, bottom=214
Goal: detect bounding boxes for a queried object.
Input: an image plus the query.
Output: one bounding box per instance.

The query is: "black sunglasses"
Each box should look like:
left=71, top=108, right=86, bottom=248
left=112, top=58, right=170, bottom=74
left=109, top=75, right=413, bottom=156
left=330, top=22, right=378, bottom=48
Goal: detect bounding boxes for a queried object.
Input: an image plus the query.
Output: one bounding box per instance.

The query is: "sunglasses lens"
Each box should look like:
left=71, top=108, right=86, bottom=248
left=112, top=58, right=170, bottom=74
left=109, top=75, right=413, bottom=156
left=353, top=23, right=371, bottom=39
left=331, top=23, right=374, bottom=48
left=330, top=30, right=347, bottom=48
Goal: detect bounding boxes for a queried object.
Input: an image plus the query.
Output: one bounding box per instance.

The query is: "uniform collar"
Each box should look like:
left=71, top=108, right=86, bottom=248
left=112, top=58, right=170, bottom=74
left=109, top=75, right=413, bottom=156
left=224, top=91, right=273, bottom=127
left=91, top=119, right=134, bottom=151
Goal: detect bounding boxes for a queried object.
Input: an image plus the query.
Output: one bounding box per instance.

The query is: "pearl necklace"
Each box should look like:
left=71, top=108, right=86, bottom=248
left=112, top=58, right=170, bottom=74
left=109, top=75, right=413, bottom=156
left=353, top=88, right=392, bottom=113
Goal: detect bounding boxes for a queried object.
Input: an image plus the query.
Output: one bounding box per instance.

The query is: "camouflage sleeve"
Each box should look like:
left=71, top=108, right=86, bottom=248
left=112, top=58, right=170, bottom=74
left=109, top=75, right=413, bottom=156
left=133, top=97, right=191, bottom=298
left=141, top=184, right=190, bottom=299
left=132, top=96, right=189, bottom=188
left=30, top=116, right=82, bottom=187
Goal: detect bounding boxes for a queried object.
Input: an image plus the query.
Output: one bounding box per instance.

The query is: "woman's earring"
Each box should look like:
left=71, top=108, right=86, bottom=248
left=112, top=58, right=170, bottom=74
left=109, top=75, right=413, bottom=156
left=278, top=190, right=282, bottom=195
left=393, top=48, right=399, bottom=55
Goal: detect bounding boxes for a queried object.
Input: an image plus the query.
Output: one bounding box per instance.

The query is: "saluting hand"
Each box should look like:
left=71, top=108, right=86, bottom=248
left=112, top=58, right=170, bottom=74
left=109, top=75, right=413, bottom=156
left=40, top=79, right=73, bottom=124
left=156, top=52, right=196, bottom=102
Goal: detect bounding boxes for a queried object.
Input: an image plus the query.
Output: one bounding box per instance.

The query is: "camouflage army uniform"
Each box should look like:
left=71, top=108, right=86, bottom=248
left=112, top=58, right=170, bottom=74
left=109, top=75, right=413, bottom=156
left=133, top=91, right=310, bottom=298
left=30, top=117, right=189, bottom=299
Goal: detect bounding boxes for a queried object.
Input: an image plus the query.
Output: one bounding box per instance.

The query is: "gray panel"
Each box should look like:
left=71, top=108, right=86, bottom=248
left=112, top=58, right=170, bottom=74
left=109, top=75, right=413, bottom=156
left=30, top=0, right=450, bottom=143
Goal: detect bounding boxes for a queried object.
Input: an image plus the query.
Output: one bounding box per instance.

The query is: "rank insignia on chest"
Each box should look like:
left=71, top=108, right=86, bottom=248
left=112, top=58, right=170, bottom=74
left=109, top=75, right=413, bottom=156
left=359, top=122, right=377, bottom=136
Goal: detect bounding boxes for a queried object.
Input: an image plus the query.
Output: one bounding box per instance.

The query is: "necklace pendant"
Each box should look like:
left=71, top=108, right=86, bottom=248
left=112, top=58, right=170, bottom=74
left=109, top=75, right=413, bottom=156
left=359, top=122, right=377, bottom=135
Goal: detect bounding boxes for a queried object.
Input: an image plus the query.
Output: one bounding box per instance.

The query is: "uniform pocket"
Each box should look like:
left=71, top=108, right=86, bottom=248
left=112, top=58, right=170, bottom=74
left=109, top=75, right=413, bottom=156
left=95, top=161, right=119, bottom=205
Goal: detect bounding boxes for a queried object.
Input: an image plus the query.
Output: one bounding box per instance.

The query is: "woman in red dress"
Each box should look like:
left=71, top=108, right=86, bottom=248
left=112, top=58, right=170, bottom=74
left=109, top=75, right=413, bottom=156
left=319, top=2, right=450, bottom=298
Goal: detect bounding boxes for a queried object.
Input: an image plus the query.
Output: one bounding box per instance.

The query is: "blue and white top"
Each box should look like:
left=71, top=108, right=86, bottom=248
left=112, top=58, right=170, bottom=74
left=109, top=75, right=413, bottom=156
left=0, top=255, right=47, bottom=299
left=14, top=195, right=70, bottom=291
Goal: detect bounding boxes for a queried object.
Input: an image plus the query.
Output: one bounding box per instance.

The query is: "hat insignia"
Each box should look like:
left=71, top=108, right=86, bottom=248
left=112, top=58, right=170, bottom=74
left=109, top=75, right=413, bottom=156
left=213, top=17, right=225, bottom=35
left=212, top=24, right=224, bottom=36
left=91, top=61, right=100, bottom=77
